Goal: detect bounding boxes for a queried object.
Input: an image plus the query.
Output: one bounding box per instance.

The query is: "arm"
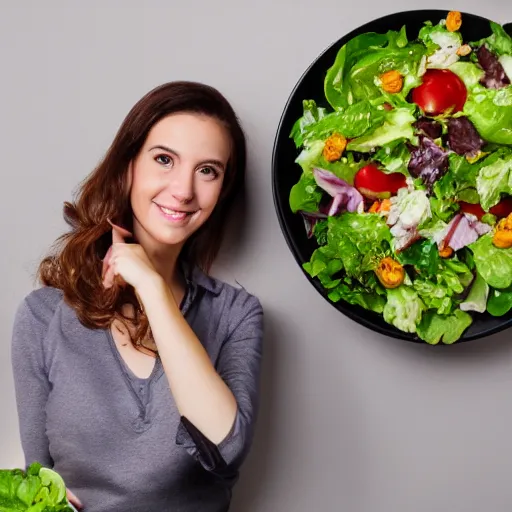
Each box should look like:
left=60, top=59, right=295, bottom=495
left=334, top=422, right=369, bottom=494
left=139, top=277, right=263, bottom=450
left=187, top=290, right=264, bottom=469
left=11, top=292, right=56, bottom=468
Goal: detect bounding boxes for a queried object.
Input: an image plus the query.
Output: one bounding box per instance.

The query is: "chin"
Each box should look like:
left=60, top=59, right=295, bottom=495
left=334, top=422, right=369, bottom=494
left=148, top=228, right=192, bottom=247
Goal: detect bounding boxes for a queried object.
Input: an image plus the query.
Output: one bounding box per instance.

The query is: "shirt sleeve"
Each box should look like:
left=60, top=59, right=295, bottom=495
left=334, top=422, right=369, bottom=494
left=11, top=290, right=59, bottom=468
left=176, top=292, right=264, bottom=476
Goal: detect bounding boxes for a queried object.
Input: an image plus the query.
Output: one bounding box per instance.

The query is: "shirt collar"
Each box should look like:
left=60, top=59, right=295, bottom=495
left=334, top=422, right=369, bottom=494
left=181, top=261, right=222, bottom=296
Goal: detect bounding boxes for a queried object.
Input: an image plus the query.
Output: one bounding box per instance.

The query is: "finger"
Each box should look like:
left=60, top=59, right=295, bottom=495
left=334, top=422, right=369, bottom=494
left=107, top=218, right=133, bottom=244
left=101, top=245, right=113, bottom=279
left=102, top=263, right=117, bottom=289
left=66, top=489, right=83, bottom=509
left=102, top=259, right=127, bottom=289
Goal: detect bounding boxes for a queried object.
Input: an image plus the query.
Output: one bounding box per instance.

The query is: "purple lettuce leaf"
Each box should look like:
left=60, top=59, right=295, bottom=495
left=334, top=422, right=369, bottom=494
left=446, top=117, right=485, bottom=157
left=299, top=211, right=328, bottom=238
left=312, top=168, right=363, bottom=213
left=477, top=46, right=511, bottom=89
left=407, top=136, right=449, bottom=190
left=413, top=117, right=442, bottom=139
left=436, top=213, right=492, bottom=251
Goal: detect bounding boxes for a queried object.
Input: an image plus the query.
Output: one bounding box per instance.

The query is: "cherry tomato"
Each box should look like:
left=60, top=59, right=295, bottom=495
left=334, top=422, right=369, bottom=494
left=459, top=198, right=512, bottom=219
left=354, top=164, right=407, bottom=200
left=411, top=69, right=467, bottom=116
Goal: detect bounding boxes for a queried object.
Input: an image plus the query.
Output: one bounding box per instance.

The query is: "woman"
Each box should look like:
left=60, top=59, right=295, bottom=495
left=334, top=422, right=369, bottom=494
left=11, top=81, right=264, bottom=512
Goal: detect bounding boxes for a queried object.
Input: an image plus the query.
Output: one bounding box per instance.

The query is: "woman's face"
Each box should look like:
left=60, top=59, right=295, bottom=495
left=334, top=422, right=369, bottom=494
left=129, top=113, right=231, bottom=250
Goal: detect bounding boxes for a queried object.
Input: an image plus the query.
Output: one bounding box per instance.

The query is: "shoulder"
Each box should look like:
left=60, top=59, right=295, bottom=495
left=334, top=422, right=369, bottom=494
left=11, top=287, right=65, bottom=363
left=192, top=268, right=263, bottom=338
left=193, top=267, right=262, bottom=312
left=14, top=286, right=65, bottom=328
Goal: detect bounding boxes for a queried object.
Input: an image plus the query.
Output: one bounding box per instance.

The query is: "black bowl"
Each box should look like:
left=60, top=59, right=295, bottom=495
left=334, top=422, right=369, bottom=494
left=272, top=9, right=512, bottom=344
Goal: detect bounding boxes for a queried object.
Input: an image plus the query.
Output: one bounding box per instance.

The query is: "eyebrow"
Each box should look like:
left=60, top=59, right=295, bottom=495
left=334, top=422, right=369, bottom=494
left=149, top=145, right=226, bottom=171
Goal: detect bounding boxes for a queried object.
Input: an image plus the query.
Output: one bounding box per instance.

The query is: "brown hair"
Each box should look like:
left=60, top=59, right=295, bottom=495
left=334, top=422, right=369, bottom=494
left=38, top=81, right=246, bottom=349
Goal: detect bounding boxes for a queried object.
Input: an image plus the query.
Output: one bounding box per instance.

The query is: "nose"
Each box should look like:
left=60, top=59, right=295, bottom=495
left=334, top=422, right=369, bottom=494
left=170, top=167, right=195, bottom=204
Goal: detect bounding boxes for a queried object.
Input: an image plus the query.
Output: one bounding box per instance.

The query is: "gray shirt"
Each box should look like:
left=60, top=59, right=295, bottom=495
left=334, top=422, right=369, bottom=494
left=11, top=265, right=264, bottom=512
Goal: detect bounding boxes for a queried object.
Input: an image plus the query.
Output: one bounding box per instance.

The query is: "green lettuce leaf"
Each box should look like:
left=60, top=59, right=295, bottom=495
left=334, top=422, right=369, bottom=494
left=463, top=84, right=512, bottom=145
left=326, top=279, right=387, bottom=313
left=312, top=220, right=328, bottom=245
left=347, top=108, right=417, bottom=152
left=397, top=239, right=440, bottom=275
left=472, top=21, right=512, bottom=57
left=476, top=147, right=512, bottom=211
left=304, top=247, right=343, bottom=289
left=470, top=233, right=512, bottom=289
left=325, top=32, right=390, bottom=109
left=500, top=55, right=512, bottom=82
left=460, top=272, right=489, bottom=313
left=427, top=197, right=460, bottom=223
left=290, top=99, right=329, bottom=148
left=0, top=464, right=72, bottom=512
left=412, top=258, right=473, bottom=315
left=325, top=213, right=392, bottom=278
left=417, top=309, right=473, bottom=344
left=294, top=100, right=387, bottom=143
left=418, top=216, right=449, bottom=239
left=324, top=27, right=426, bottom=110
left=373, top=139, right=411, bottom=175
left=487, top=286, right=512, bottom=316
left=449, top=61, right=485, bottom=89
left=295, top=140, right=325, bottom=174
left=433, top=153, right=482, bottom=205
left=303, top=215, right=390, bottom=313
left=383, top=286, right=426, bottom=333
left=289, top=172, right=322, bottom=213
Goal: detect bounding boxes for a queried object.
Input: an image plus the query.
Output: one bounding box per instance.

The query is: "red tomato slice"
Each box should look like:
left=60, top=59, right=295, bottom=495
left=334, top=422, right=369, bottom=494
left=354, top=164, right=407, bottom=200
left=459, top=198, right=512, bottom=219
left=459, top=202, right=485, bottom=219
left=411, top=69, right=467, bottom=116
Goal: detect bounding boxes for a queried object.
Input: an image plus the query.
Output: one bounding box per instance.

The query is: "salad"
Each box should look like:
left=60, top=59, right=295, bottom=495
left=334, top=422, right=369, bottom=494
left=0, top=463, right=75, bottom=511
left=288, top=12, right=512, bottom=344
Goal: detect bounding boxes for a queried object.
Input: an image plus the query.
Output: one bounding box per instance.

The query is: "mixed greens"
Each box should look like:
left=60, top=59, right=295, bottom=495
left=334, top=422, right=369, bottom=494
left=0, top=463, right=74, bottom=511
left=289, top=12, right=512, bottom=344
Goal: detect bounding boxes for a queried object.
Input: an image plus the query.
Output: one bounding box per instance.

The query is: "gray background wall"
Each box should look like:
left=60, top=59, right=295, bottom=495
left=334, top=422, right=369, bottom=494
left=1, top=1, right=511, bottom=511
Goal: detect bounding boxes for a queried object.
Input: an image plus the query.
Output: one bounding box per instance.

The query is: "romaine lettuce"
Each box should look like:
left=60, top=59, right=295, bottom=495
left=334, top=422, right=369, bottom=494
left=324, top=27, right=426, bottom=109
left=292, top=99, right=386, bottom=143
left=347, top=108, right=417, bottom=152
left=463, top=84, right=512, bottom=145
left=476, top=148, right=512, bottom=211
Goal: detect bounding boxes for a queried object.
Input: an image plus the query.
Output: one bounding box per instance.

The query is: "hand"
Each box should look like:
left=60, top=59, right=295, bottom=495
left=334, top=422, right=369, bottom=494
left=67, top=488, right=83, bottom=510
left=102, top=220, right=160, bottom=292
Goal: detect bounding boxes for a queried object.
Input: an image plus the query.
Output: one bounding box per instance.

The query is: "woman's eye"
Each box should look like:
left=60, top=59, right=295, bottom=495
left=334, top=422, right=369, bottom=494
left=198, top=166, right=219, bottom=179
left=155, top=154, right=173, bottom=167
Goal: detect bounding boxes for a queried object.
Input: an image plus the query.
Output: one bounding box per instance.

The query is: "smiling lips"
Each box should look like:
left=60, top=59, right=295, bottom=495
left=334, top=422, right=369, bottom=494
left=155, top=202, right=196, bottom=222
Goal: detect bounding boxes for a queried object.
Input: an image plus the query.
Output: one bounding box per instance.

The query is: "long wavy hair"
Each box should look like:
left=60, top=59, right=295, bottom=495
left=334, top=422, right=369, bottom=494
left=38, top=81, right=246, bottom=350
